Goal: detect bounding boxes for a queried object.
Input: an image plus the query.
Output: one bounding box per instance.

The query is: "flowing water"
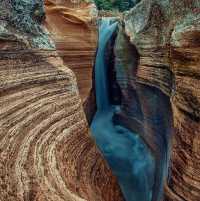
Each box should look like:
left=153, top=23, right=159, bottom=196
left=91, top=18, right=156, bottom=201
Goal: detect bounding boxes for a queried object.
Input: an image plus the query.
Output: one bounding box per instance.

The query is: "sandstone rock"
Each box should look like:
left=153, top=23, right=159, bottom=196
left=44, top=0, right=98, bottom=101
left=0, top=1, right=124, bottom=201
left=166, top=10, right=200, bottom=201
left=0, top=45, right=124, bottom=201
left=114, top=24, right=173, bottom=201
left=114, top=0, right=200, bottom=200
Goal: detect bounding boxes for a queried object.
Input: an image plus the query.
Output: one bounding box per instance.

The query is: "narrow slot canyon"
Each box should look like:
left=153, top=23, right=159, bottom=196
left=0, top=1, right=199, bottom=201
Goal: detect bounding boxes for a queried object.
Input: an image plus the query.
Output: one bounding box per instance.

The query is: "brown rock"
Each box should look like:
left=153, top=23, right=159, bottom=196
left=44, top=0, right=98, bottom=101
left=166, top=11, right=200, bottom=201
left=0, top=1, right=124, bottom=200
left=0, top=41, right=124, bottom=201
left=113, top=0, right=200, bottom=200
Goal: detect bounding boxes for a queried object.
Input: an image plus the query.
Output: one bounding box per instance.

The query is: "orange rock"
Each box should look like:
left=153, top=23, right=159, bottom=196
left=44, top=0, right=98, bottom=101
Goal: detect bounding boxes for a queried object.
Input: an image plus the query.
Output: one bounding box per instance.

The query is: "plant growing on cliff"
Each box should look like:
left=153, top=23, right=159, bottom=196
left=94, top=0, right=140, bottom=11
left=94, top=0, right=113, bottom=10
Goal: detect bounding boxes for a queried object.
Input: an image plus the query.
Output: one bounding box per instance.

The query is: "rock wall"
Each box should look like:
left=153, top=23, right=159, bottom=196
left=0, top=1, right=124, bottom=201
left=0, top=45, right=125, bottom=201
left=44, top=0, right=98, bottom=101
left=114, top=24, right=173, bottom=201
left=114, top=0, right=200, bottom=200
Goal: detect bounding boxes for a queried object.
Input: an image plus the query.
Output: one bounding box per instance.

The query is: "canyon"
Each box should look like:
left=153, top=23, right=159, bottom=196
left=0, top=0, right=200, bottom=201
left=0, top=1, right=123, bottom=201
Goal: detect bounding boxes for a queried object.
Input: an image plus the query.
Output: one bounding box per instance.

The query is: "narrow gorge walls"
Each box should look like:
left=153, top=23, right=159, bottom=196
left=91, top=18, right=156, bottom=201
left=0, top=0, right=200, bottom=201
left=166, top=12, right=200, bottom=200
left=90, top=1, right=200, bottom=200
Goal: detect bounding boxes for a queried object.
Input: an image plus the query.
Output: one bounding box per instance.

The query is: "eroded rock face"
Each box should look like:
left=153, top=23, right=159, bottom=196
left=114, top=0, right=200, bottom=200
left=44, top=0, right=98, bottom=101
left=114, top=25, right=173, bottom=201
left=0, top=1, right=124, bottom=201
left=0, top=47, right=125, bottom=201
left=166, top=12, right=200, bottom=201
left=0, top=0, right=55, bottom=49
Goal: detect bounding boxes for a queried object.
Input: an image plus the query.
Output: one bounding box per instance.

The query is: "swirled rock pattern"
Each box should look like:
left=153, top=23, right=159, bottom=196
left=114, top=0, right=200, bottom=200
left=44, top=0, right=98, bottom=101
left=0, top=0, right=124, bottom=201
left=0, top=45, right=124, bottom=201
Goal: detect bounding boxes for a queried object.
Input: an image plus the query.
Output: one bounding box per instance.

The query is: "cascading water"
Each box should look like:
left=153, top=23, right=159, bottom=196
left=91, top=18, right=156, bottom=201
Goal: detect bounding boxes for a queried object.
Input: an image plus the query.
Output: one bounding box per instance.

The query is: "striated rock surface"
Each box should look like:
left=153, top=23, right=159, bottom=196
left=114, top=24, right=173, bottom=201
left=0, top=47, right=124, bottom=201
left=44, top=0, right=98, bottom=101
left=166, top=11, right=200, bottom=201
left=114, top=0, right=200, bottom=200
left=0, top=1, right=124, bottom=201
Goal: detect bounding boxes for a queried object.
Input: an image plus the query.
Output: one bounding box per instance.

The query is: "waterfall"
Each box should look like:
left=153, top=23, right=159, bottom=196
left=94, top=18, right=118, bottom=111
left=91, top=18, right=156, bottom=201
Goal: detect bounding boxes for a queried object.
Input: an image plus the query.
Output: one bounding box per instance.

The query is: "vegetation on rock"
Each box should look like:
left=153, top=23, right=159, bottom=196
left=94, top=0, right=140, bottom=12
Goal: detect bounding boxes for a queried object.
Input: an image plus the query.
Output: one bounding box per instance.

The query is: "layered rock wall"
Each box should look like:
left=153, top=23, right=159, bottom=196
left=114, top=0, right=200, bottom=200
left=114, top=24, right=173, bottom=201
left=0, top=45, right=125, bottom=201
left=44, top=0, right=98, bottom=101
left=0, top=1, right=124, bottom=201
